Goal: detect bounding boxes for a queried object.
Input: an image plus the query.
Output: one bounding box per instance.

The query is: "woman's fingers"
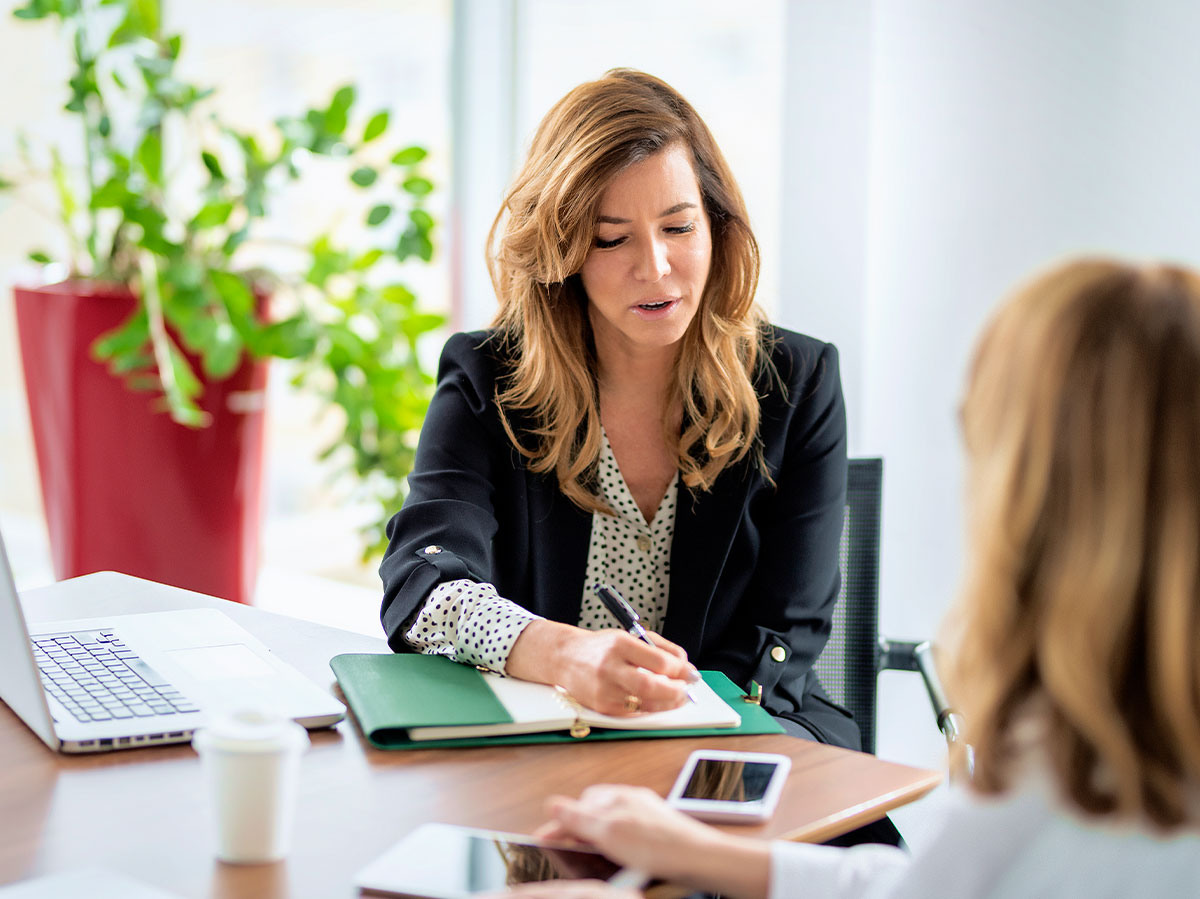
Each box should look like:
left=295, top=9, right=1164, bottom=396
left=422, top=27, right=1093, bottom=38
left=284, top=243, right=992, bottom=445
left=530, top=627, right=697, bottom=716
left=546, top=785, right=705, bottom=876
left=646, top=631, right=690, bottom=663
left=585, top=635, right=694, bottom=714
left=619, top=633, right=699, bottom=683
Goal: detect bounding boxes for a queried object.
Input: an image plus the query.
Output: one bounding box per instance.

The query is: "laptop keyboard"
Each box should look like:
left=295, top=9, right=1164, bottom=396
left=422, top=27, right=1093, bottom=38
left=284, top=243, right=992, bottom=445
left=32, top=629, right=199, bottom=723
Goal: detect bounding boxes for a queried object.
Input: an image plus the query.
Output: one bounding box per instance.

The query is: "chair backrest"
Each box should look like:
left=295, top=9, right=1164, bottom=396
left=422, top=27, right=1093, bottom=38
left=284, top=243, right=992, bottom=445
left=812, top=457, right=883, bottom=754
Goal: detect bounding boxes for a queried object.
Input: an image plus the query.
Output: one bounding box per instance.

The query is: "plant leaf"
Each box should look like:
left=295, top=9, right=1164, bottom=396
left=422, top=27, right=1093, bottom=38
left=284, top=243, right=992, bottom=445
left=353, top=248, right=384, bottom=270
left=400, top=312, right=446, bottom=338
left=49, top=147, right=76, bottom=219
left=110, top=349, right=154, bottom=374
left=12, top=3, right=49, bottom=20
left=209, top=269, right=255, bottom=321
left=366, top=203, right=391, bottom=226
left=109, top=0, right=161, bottom=46
left=409, top=208, right=434, bottom=231
left=93, top=312, right=151, bottom=361
left=381, top=284, right=415, bottom=308
left=201, top=150, right=224, bottom=180
left=165, top=340, right=204, bottom=401
left=401, top=175, right=433, bottom=196
left=254, top=317, right=317, bottom=359
left=324, top=85, right=355, bottom=136
left=395, top=226, right=435, bottom=262
left=305, top=236, right=353, bottom=286
left=136, top=131, right=163, bottom=185
left=350, top=166, right=377, bottom=188
left=390, top=146, right=427, bottom=166
left=222, top=226, right=249, bottom=255
left=201, top=322, right=242, bottom=378
left=90, top=177, right=130, bottom=209
left=190, top=200, right=233, bottom=229
left=362, top=111, right=388, bottom=143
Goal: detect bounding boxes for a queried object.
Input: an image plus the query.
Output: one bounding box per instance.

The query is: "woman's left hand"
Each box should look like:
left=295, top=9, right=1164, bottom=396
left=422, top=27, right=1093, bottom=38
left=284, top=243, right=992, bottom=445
left=528, top=785, right=772, bottom=899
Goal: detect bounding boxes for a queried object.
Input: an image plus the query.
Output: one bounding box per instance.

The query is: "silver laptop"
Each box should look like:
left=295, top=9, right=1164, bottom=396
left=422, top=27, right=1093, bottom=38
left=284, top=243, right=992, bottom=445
left=0, top=531, right=344, bottom=753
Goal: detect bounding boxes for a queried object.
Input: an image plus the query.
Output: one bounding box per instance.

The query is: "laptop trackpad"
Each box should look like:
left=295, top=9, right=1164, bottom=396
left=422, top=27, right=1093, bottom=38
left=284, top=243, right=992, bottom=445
left=163, top=643, right=308, bottom=712
left=165, top=644, right=279, bottom=680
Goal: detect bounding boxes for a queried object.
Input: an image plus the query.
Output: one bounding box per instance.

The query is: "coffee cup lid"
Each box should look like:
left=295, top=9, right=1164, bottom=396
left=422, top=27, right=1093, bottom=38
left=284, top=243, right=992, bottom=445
left=192, top=708, right=310, bottom=755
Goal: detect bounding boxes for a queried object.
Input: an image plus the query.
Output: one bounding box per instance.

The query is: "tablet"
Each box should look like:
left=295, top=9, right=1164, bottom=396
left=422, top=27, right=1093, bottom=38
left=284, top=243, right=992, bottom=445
left=356, top=822, right=644, bottom=897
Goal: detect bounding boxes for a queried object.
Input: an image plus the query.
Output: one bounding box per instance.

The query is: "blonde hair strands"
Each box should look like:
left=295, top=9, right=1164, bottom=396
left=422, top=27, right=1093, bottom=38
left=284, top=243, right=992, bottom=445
left=487, top=69, right=768, bottom=514
left=951, top=258, right=1200, bottom=828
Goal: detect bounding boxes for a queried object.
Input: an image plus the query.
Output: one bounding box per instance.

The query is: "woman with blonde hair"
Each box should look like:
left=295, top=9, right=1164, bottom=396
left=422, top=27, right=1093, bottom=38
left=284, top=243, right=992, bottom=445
left=498, top=257, right=1200, bottom=897
left=379, top=68, right=859, bottom=749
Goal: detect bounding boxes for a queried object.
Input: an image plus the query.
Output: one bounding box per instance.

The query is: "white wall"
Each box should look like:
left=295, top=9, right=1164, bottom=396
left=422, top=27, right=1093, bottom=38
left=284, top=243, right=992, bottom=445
left=775, top=0, right=1200, bottom=843
left=778, top=2, right=874, bottom=443
left=863, top=0, right=1200, bottom=680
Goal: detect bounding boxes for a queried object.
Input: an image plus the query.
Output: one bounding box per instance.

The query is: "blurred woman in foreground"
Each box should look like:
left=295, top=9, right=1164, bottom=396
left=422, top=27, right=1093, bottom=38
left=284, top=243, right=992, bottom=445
left=501, top=257, right=1200, bottom=898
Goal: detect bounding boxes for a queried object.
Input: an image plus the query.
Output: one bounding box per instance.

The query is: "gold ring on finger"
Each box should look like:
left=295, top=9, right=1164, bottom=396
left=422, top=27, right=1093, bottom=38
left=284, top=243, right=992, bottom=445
left=623, top=694, right=642, bottom=713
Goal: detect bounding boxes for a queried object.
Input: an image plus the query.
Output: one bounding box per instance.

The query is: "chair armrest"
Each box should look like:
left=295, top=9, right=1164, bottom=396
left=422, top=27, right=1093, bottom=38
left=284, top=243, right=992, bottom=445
left=878, top=638, right=967, bottom=749
left=912, top=642, right=964, bottom=745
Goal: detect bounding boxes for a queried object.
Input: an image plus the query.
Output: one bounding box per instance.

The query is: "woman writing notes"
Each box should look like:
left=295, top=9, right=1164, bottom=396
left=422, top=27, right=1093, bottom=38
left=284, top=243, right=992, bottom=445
left=380, top=70, right=855, bottom=746
left=500, top=259, right=1200, bottom=898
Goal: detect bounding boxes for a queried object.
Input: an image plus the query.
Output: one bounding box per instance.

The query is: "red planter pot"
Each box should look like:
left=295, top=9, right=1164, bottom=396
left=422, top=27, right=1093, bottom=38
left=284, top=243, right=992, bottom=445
left=14, top=281, right=268, bottom=604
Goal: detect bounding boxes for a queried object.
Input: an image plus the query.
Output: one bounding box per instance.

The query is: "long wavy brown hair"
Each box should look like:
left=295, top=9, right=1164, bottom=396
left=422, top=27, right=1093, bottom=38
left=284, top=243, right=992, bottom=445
left=487, top=68, right=768, bottom=514
left=949, top=257, right=1200, bottom=828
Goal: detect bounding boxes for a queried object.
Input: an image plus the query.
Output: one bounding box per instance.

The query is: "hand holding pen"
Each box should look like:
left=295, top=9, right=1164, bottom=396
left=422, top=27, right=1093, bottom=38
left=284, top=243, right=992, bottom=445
left=593, top=584, right=701, bottom=705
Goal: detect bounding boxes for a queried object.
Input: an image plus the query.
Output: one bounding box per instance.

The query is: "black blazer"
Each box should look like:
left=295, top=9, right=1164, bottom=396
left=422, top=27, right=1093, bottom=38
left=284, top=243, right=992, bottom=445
left=380, top=326, right=858, bottom=749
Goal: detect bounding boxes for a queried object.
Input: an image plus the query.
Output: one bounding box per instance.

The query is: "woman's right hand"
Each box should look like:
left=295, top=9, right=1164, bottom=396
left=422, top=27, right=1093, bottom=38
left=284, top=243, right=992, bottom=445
left=533, top=785, right=717, bottom=874
left=531, top=786, right=772, bottom=899
left=506, top=620, right=699, bottom=716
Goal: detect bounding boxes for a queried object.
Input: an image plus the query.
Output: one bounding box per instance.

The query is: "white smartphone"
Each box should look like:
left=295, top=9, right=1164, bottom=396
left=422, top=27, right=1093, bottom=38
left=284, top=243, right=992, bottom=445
left=666, top=749, right=792, bottom=823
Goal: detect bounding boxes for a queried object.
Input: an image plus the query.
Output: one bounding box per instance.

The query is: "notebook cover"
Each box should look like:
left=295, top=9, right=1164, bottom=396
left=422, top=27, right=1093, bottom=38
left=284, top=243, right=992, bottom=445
left=329, top=653, right=513, bottom=738
left=332, top=654, right=784, bottom=750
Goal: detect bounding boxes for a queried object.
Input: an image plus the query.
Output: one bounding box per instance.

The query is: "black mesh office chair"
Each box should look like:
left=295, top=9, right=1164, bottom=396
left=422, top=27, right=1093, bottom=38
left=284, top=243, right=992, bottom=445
left=811, top=458, right=963, bottom=756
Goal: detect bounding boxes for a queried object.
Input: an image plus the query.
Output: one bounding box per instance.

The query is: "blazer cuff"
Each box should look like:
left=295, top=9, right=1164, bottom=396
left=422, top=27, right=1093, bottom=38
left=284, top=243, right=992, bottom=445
left=382, top=544, right=486, bottom=651
left=410, top=543, right=482, bottom=582
left=749, top=631, right=796, bottom=697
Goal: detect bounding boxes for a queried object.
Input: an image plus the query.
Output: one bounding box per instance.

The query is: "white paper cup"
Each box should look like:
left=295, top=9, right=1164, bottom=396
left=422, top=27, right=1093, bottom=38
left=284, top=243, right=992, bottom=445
left=193, top=708, right=310, bottom=864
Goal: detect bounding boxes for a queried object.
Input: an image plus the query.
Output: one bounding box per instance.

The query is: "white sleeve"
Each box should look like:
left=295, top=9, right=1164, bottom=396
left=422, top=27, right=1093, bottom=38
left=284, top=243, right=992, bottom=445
left=769, top=840, right=910, bottom=899
left=402, top=578, right=540, bottom=674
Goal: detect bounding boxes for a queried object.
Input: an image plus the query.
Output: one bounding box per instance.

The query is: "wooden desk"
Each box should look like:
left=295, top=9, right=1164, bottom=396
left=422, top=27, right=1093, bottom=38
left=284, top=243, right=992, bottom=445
left=0, top=572, right=941, bottom=898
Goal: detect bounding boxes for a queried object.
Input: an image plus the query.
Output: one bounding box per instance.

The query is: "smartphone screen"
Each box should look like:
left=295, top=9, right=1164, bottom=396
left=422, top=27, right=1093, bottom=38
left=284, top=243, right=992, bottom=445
left=678, top=758, right=782, bottom=803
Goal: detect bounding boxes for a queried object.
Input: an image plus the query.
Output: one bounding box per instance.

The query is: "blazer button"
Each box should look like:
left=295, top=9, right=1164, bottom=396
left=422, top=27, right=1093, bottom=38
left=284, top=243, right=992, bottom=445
left=422, top=545, right=443, bottom=555
left=770, top=646, right=787, bottom=663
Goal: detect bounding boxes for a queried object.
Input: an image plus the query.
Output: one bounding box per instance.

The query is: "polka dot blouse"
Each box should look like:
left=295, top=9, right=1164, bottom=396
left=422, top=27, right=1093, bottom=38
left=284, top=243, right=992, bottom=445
left=403, top=431, right=679, bottom=673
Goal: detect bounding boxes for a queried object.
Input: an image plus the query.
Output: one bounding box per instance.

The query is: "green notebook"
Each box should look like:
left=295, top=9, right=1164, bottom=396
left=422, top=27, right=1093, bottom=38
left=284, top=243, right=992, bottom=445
left=329, top=653, right=784, bottom=749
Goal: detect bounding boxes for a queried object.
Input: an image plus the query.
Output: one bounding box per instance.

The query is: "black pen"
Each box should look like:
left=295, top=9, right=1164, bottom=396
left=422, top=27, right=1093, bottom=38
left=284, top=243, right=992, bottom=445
left=592, top=583, right=699, bottom=703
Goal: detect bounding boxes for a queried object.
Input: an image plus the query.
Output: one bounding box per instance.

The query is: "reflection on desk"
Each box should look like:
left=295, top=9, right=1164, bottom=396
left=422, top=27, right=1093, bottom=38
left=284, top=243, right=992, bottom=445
left=0, top=868, right=182, bottom=898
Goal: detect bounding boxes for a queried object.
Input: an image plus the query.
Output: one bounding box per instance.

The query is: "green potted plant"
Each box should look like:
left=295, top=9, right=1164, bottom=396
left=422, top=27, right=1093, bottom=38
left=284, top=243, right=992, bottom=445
left=1, top=0, right=445, bottom=603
